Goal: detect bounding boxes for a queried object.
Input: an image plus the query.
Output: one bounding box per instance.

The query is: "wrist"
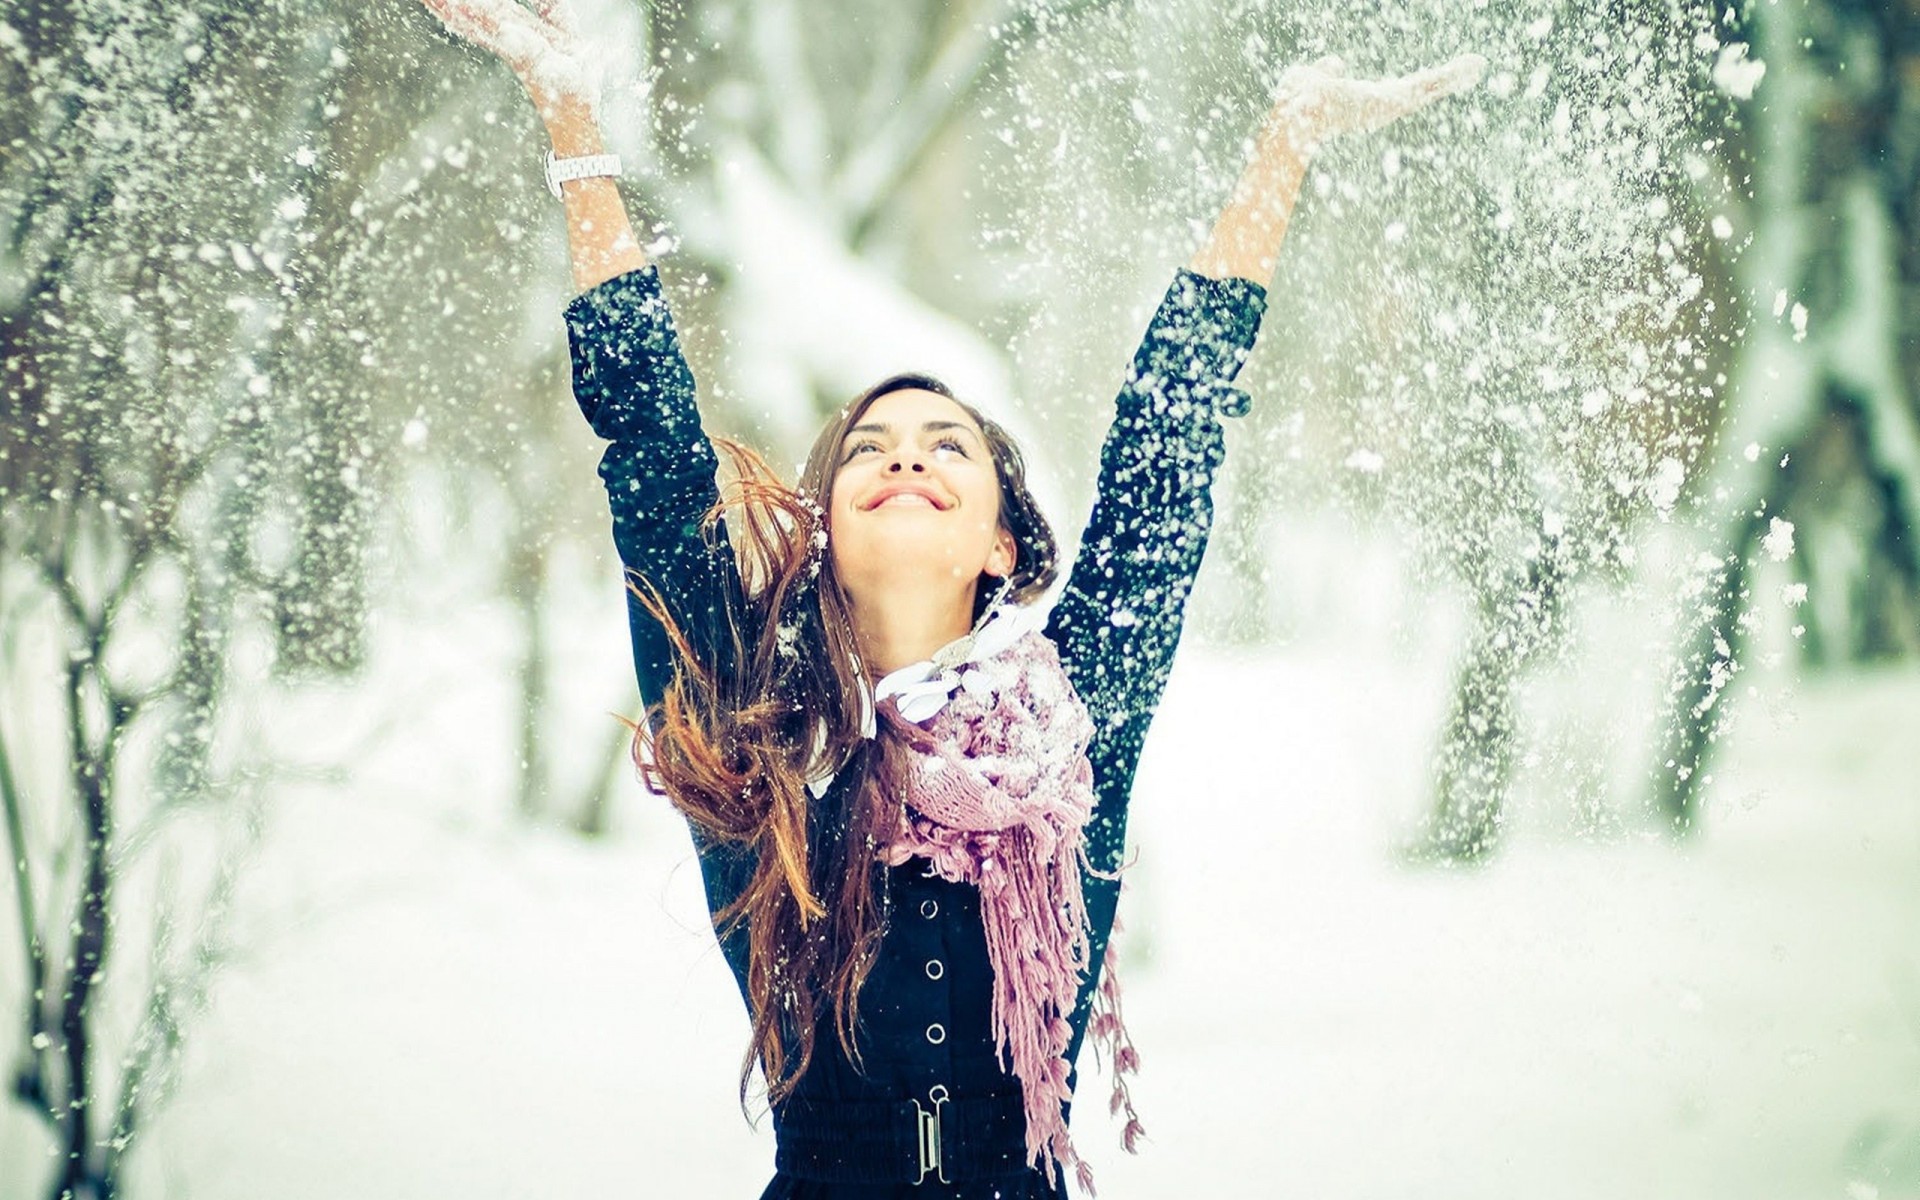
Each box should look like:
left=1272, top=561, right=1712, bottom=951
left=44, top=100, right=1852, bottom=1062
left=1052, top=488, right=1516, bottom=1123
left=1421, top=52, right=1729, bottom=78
left=541, top=98, right=604, bottom=156
left=1259, top=96, right=1325, bottom=158
left=545, top=149, right=622, bottom=198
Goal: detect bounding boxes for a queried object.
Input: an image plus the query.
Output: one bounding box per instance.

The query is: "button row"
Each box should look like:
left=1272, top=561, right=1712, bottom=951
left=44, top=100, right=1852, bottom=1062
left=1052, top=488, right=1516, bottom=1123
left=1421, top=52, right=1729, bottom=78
left=916, top=880, right=946, bottom=1048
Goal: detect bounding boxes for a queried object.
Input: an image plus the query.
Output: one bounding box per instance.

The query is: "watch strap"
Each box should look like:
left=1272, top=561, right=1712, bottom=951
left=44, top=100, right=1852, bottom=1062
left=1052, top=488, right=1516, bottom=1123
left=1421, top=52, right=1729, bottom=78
left=545, top=150, right=623, bottom=198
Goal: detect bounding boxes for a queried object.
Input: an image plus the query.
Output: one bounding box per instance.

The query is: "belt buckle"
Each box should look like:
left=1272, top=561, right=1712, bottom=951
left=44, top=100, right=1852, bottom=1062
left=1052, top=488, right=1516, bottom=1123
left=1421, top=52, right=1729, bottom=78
left=912, top=1085, right=951, bottom=1185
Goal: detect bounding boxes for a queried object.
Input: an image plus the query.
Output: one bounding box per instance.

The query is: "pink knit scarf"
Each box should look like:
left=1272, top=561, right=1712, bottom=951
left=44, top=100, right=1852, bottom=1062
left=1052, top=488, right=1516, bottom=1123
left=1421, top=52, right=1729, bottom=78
left=872, top=616, right=1142, bottom=1194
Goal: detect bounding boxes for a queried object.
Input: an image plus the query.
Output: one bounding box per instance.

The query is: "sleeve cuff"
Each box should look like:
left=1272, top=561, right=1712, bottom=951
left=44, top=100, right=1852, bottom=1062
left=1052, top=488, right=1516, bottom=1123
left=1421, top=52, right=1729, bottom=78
left=564, top=263, right=671, bottom=346
left=563, top=264, right=703, bottom=445
left=1143, top=268, right=1267, bottom=384
left=1117, top=269, right=1266, bottom=422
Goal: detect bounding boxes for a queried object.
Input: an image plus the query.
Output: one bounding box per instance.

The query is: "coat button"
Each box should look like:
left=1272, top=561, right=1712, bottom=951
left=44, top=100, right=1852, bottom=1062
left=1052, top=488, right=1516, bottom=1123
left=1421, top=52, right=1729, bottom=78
left=920, top=899, right=938, bottom=919
left=925, top=959, right=945, bottom=981
left=925, top=1023, right=946, bottom=1045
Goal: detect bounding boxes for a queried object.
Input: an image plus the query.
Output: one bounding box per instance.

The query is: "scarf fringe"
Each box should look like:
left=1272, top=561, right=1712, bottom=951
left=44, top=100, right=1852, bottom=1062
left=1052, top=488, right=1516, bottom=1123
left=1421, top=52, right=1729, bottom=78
left=1092, top=937, right=1145, bottom=1153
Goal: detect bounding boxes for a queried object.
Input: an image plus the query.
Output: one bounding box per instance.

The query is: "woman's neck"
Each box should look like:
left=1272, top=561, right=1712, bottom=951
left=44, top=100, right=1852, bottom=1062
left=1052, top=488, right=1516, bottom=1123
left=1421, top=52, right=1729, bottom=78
left=852, top=584, right=979, bottom=676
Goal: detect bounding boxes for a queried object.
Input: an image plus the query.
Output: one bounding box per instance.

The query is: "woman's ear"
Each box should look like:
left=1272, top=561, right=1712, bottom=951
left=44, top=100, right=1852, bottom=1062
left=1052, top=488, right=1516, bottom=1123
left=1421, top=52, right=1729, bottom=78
left=986, top=527, right=1017, bottom=578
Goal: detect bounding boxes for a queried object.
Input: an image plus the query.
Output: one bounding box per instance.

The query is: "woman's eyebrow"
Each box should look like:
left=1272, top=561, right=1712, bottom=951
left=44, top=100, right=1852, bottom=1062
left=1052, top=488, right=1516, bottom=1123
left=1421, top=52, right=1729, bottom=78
left=844, top=420, right=982, bottom=440
left=920, top=420, right=979, bottom=440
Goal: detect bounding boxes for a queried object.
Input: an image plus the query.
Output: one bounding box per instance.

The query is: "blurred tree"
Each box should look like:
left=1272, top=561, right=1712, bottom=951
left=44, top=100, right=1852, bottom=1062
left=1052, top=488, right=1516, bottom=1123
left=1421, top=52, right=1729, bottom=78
left=1653, top=0, right=1920, bottom=831
left=1233, top=0, right=1737, bottom=862
left=0, top=3, right=356, bottom=1195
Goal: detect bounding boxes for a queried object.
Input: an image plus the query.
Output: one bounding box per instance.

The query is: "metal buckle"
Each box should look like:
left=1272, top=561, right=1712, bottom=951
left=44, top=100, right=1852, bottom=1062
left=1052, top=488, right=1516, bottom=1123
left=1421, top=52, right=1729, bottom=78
left=912, top=1085, right=951, bottom=1185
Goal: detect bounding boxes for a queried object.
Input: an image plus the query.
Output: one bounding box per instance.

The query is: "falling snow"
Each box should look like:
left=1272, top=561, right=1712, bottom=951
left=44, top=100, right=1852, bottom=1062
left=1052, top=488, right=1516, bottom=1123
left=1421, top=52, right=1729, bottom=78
left=3, top=1, right=1917, bottom=1198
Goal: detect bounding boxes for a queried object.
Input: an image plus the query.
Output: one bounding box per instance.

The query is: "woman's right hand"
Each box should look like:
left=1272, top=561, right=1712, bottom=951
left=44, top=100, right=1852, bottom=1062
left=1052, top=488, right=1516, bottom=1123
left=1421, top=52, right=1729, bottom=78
left=419, top=0, right=600, bottom=133
left=420, top=0, right=645, bottom=296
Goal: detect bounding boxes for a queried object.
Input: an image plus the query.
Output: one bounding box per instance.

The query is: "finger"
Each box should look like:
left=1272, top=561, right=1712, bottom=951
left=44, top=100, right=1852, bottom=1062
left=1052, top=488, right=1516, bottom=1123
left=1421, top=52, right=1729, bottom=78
left=1312, top=74, right=1430, bottom=136
left=1273, top=52, right=1342, bottom=102
left=1356, top=79, right=1431, bottom=130
left=446, top=0, right=564, bottom=75
left=1431, top=52, right=1488, bottom=95
left=421, top=0, right=508, bottom=54
left=532, top=0, right=579, bottom=38
left=419, top=0, right=476, bottom=36
left=1405, top=52, right=1488, bottom=102
left=1348, top=55, right=1484, bottom=130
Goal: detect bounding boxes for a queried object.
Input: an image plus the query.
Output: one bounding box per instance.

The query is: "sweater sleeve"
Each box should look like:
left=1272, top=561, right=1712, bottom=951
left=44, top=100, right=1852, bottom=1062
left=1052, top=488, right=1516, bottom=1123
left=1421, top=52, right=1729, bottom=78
left=564, top=266, right=754, bottom=984
left=1043, top=268, right=1267, bottom=877
left=564, top=264, right=745, bottom=711
left=1054, top=269, right=1265, bottom=1072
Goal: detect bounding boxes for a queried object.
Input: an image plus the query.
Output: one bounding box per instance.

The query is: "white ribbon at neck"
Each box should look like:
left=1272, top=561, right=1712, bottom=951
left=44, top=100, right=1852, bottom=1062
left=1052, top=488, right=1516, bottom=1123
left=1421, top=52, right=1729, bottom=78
left=803, top=597, right=1048, bottom=799
left=871, top=601, right=1039, bottom=722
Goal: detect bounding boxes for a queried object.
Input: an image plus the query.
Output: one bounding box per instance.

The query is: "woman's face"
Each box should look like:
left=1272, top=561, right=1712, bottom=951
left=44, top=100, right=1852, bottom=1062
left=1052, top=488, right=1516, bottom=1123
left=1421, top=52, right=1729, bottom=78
left=825, top=387, right=1016, bottom=607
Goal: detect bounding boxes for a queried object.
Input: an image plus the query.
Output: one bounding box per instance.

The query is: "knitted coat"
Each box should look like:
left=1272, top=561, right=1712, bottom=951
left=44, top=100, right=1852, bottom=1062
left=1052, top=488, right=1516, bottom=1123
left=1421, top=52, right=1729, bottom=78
left=565, top=266, right=1266, bottom=1198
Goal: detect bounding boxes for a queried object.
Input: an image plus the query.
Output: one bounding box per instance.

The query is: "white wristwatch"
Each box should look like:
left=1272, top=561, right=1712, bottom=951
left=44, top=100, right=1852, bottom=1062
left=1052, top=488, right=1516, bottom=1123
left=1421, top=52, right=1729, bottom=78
left=544, top=150, right=623, bottom=198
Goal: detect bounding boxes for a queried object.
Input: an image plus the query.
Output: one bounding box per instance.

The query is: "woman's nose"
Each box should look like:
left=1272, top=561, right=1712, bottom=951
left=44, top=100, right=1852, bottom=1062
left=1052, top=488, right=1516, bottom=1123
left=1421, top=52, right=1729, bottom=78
left=886, top=455, right=927, bottom=473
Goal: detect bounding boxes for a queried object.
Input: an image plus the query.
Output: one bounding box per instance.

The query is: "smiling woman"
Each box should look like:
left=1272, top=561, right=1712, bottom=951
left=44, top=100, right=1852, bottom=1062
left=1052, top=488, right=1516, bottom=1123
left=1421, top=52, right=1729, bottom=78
left=414, top=1, right=1483, bottom=1195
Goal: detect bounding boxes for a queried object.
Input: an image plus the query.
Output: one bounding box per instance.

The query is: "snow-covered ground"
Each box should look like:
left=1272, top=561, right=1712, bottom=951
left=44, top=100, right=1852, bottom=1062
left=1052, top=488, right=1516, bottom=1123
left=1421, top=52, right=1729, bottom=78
left=5, top=550, right=1916, bottom=1200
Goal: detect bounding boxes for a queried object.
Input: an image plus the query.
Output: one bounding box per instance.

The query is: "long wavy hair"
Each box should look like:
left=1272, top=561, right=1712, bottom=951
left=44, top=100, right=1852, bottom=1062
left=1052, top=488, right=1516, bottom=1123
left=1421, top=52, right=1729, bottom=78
left=633, top=372, right=1059, bottom=1107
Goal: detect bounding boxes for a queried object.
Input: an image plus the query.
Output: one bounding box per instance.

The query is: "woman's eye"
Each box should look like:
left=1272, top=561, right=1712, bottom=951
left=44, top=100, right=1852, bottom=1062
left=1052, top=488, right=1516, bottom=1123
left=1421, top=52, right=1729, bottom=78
left=844, top=441, right=879, bottom=459
left=934, top=438, right=968, bottom=456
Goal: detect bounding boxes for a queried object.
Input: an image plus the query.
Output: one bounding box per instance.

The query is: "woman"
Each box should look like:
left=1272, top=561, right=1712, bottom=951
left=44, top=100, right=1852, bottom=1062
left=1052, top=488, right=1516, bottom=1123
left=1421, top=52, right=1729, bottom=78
left=419, top=2, right=1484, bottom=1194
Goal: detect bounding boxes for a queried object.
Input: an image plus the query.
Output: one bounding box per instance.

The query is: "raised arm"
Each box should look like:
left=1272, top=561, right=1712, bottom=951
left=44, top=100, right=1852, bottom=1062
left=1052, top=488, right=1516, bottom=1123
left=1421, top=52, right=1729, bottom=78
left=1051, top=51, right=1490, bottom=870
left=1057, top=53, right=1490, bottom=1060
left=1189, top=52, right=1488, bottom=287
left=418, top=0, right=738, bottom=705
left=419, top=0, right=648, bottom=293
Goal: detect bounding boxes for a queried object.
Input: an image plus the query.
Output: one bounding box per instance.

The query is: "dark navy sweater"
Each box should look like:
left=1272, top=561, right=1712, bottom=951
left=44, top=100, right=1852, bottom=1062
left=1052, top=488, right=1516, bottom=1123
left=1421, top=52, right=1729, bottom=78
left=565, top=266, right=1265, bottom=1198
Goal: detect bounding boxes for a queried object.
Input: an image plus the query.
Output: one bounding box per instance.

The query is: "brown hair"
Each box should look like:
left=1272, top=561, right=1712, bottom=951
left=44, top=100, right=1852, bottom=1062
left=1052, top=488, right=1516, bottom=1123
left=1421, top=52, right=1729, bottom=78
left=633, top=373, right=1058, bottom=1107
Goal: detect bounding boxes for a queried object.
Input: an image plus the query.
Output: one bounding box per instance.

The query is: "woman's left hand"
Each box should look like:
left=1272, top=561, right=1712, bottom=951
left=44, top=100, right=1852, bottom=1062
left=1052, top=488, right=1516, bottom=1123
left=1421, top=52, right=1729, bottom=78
left=1263, top=53, right=1488, bottom=151
left=1187, top=52, right=1488, bottom=299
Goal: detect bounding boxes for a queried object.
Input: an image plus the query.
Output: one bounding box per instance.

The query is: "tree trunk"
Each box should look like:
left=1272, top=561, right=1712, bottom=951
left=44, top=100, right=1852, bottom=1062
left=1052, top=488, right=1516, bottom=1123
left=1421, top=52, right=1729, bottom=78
left=1652, top=0, right=1920, bottom=829
left=1415, top=537, right=1570, bottom=861
left=511, top=525, right=551, bottom=823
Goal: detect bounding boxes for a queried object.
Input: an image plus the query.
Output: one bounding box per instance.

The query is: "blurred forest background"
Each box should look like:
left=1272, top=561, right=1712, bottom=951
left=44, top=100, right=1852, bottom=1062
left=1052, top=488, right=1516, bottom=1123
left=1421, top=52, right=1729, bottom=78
left=2, top=0, right=1917, bottom=1198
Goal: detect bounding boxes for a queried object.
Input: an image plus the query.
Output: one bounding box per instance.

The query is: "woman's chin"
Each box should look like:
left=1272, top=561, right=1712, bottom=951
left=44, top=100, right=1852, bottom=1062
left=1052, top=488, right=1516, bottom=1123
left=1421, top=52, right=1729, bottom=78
left=837, top=544, right=983, bottom=593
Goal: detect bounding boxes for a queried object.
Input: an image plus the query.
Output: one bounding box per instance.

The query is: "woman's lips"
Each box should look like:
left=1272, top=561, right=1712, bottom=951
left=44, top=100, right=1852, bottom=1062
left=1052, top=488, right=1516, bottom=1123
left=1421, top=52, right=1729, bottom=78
left=865, top=485, right=950, bottom=510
